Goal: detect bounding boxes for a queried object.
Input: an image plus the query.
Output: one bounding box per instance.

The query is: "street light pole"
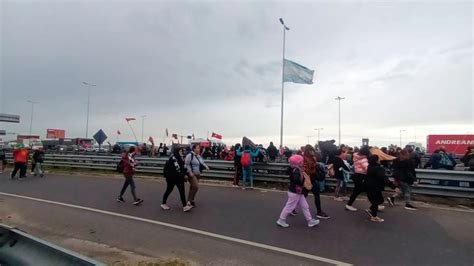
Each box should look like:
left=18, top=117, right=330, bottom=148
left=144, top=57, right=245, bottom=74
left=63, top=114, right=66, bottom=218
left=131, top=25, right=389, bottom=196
left=140, top=115, right=146, bottom=143
left=27, top=100, right=38, bottom=136
left=314, top=128, right=324, bottom=143
left=82, top=82, right=96, bottom=139
left=335, top=96, right=345, bottom=146
left=279, top=18, right=290, bottom=148
left=399, top=129, right=406, bottom=147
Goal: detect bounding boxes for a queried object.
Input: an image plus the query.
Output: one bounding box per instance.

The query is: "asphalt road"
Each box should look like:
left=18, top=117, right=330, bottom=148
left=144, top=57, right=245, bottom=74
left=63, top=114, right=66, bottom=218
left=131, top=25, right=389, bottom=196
left=0, top=172, right=473, bottom=266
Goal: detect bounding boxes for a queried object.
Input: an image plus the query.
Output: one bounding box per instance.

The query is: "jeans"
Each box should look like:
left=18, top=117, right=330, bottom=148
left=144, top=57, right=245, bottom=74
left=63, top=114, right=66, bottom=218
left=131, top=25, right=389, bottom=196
left=187, top=174, right=200, bottom=203
left=34, top=162, right=44, bottom=176
left=233, top=166, right=242, bottom=185
left=335, top=179, right=347, bottom=198
left=242, top=166, right=253, bottom=187
left=279, top=192, right=312, bottom=221
left=396, top=181, right=412, bottom=204
left=119, top=176, right=137, bottom=201
left=162, top=179, right=187, bottom=206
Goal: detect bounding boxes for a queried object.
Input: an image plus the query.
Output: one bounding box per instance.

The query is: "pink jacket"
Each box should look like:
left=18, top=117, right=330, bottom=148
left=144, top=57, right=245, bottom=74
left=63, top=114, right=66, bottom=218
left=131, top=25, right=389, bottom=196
left=353, top=153, right=368, bottom=175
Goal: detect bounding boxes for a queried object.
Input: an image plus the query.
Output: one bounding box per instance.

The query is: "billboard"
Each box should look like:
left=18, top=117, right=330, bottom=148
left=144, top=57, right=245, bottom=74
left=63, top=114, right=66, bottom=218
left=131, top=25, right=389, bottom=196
left=427, top=135, right=474, bottom=155
left=47, top=129, right=66, bottom=139
left=17, top=135, right=40, bottom=143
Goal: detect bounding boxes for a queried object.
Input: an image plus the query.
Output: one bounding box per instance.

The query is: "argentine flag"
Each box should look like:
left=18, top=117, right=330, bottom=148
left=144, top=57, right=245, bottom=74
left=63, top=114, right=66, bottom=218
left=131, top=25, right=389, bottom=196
left=283, top=59, right=314, bottom=84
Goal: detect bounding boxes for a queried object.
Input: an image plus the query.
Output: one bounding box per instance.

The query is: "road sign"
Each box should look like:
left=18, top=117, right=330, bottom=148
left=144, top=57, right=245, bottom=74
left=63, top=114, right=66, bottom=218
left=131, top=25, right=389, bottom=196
left=0, top=130, right=5, bottom=135
left=93, top=129, right=107, bottom=145
left=0, top=113, right=20, bottom=123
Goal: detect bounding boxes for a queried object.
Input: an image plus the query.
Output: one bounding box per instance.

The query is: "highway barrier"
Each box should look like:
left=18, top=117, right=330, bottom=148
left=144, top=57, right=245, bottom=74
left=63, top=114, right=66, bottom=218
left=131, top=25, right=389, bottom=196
left=0, top=224, right=105, bottom=265
left=4, top=154, right=474, bottom=199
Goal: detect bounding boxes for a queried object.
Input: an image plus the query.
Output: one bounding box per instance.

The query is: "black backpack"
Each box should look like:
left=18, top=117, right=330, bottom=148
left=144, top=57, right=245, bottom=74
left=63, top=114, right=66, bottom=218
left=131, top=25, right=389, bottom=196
left=116, top=159, right=124, bottom=173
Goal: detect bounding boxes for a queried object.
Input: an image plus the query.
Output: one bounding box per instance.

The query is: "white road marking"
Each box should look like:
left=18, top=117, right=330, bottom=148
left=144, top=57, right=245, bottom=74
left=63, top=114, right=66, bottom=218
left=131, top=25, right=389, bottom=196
left=0, top=192, right=352, bottom=266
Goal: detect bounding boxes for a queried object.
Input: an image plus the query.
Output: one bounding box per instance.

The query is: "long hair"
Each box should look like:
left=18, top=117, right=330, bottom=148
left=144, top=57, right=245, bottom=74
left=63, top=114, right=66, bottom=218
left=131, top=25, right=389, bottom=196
left=399, top=149, right=410, bottom=161
left=303, top=145, right=316, bottom=175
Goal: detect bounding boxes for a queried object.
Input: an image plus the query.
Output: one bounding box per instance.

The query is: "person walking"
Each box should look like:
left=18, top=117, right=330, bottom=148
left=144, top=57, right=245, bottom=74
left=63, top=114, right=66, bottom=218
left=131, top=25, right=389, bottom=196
left=387, top=150, right=417, bottom=210
left=161, top=146, right=193, bottom=212
left=303, top=145, right=330, bottom=219
left=11, top=144, right=29, bottom=179
left=0, top=149, right=6, bottom=174
left=232, top=143, right=243, bottom=187
left=365, top=155, right=399, bottom=222
left=116, top=146, right=144, bottom=205
left=345, top=146, right=370, bottom=211
left=329, top=149, right=351, bottom=202
left=236, top=145, right=260, bottom=190
left=32, top=148, right=45, bottom=177
left=276, top=155, right=320, bottom=228
left=185, top=144, right=209, bottom=207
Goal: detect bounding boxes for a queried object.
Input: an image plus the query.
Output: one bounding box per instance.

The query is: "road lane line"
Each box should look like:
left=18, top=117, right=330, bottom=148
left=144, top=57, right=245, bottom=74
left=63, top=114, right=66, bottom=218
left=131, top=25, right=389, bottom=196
left=0, top=192, right=352, bottom=266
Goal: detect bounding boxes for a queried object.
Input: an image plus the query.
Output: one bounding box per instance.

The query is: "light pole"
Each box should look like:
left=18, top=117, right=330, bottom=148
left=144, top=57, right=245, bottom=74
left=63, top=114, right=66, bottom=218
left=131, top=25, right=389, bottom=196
left=82, top=82, right=96, bottom=139
left=279, top=18, right=290, bottom=148
left=335, top=96, right=345, bottom=146
left=306, top=136, right=312, bottom=144
left=399, top=129, right=406, bottom=147
left=27, top=100, right=38, bottom=136
left=140, top=115, right=146, bottom=143
left=314, top=128, right=323, bottom=143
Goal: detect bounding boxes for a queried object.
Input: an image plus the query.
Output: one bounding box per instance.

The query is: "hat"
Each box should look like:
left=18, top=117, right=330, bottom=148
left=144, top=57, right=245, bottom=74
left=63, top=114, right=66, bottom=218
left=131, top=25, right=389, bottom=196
left=288, top=155, right=304, bottom=168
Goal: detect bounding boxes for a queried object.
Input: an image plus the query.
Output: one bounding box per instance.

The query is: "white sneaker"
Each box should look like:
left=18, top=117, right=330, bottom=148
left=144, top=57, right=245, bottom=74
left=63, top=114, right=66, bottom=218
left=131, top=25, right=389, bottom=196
left=378, top=205, right=385, bottom=211
left=308, top=219, right=320, bottom=227
left=183, top=205, right=192, bottom=212
left=343, top=196, right=350, bottom=201
left=345, top=205, right=358, bottom=212
left=334, top=197, right=344, bottom=202
left=276, top=219, right=289, bottom=228
left=160, top=204, right=170, bottom=210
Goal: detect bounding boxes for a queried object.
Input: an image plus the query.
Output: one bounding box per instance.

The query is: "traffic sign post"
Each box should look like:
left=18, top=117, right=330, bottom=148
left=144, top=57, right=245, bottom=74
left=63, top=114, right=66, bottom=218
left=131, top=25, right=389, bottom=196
left=93, top=129, right=108, bottom=150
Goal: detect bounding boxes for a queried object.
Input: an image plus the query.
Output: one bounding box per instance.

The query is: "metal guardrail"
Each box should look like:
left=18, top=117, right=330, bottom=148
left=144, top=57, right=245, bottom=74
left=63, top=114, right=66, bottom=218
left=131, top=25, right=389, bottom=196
left=0, top=224, right=104, bottom=265
left=4, top=154, right=474, bottom=199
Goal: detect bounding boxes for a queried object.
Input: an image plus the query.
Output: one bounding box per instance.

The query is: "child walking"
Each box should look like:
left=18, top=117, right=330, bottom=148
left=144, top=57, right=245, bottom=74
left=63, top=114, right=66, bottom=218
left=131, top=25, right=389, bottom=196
left=276, top=155, right=320, bottom=228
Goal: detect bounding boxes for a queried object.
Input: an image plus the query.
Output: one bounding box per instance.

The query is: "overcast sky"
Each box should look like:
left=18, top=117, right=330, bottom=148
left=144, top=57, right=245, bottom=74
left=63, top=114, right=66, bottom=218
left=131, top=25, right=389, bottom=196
left=1, top=0, right=473, bottom=148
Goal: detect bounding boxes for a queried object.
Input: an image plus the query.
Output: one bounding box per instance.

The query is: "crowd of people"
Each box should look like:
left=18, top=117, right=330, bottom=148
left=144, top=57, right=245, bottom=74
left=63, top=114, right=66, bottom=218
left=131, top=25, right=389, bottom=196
left=3, top=139, right=472, bottom=226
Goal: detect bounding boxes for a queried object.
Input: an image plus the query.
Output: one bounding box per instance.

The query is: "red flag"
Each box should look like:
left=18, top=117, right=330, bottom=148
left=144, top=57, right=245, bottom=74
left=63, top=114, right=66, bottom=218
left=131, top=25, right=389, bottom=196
left=166, top=128, right=169, bottom=137
left=211, top=132, right=222, bottom=140
left=117, top=130, right=121, bottom=135
left=192, top=133, right=195, bottom=140
left=126, top=118, right=136, bottom=122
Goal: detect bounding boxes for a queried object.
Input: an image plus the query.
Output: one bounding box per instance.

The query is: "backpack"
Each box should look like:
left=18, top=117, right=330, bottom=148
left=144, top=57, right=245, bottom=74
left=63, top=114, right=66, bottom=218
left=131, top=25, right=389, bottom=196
left=116, top=159, right=124, bottom=173
left=440, top=153, right=453, bottom=167
left=241, top=152, right=251, bottom=168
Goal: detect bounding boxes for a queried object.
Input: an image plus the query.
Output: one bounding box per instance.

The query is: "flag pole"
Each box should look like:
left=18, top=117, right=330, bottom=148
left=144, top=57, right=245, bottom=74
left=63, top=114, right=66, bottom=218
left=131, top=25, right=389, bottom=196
left=127, top=121, right=138, bottom=143
left=279, top=18, right=289, bottom=148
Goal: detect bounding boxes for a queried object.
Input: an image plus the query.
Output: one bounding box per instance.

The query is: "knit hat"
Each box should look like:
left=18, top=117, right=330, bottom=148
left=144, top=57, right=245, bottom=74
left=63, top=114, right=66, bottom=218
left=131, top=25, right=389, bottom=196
left=288, top=154, right=304, bottom=168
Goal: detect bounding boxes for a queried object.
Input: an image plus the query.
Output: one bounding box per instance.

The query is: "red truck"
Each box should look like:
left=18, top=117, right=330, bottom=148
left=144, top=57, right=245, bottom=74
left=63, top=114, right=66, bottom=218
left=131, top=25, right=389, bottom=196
left=427, top=135, right=474, bottom=155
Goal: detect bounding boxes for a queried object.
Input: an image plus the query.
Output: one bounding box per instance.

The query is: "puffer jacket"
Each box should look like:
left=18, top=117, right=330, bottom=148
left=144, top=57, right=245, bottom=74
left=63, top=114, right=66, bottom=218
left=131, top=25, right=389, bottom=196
left=353, top=153, right=368, bottom=175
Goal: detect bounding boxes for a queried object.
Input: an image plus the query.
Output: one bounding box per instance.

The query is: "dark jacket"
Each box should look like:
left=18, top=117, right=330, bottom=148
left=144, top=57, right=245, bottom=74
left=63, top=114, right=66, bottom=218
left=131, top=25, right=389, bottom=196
left=288, top=167, right=304, bottom=194
left=33, top=150, right=45, bottom=163
left=461, top=152, right=474, bottom=167
left=267, top=144, right=278, bottom=159
left=327, top=156, right=350, bottom=180
left=366, top=163, right=396, bottom=192
left=392, top=159, right=416, bottom=185
left=163, top=155, right=187, bottom=182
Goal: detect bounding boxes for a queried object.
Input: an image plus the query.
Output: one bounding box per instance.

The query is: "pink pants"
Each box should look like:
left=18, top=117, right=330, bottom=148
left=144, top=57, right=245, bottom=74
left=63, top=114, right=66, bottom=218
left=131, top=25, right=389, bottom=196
left=279, top=191, right=312, bottom=221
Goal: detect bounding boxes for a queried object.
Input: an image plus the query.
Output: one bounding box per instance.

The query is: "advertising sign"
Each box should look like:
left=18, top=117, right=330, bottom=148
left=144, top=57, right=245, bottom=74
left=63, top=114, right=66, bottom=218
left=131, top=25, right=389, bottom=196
left=47, top=129, right=66, bottom=139
left=427, top=135, right=474, bottom=155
